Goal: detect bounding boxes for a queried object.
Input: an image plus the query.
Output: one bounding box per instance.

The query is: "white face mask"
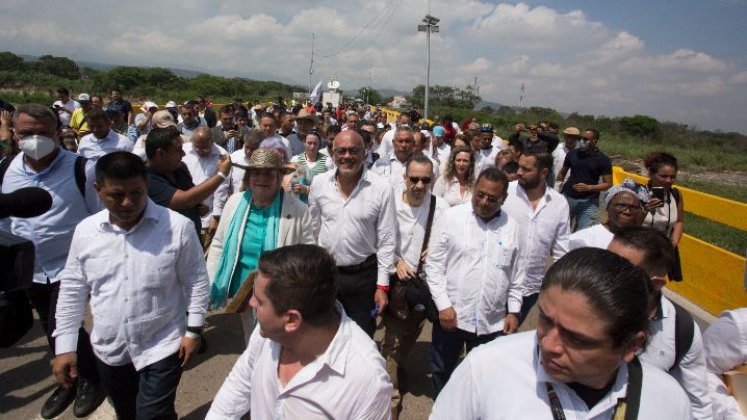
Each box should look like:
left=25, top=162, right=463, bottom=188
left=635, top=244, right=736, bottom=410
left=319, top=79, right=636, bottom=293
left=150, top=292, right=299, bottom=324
left=577, top=139, right=589, bottom=151
left=19, top=135, right=57, bottom=160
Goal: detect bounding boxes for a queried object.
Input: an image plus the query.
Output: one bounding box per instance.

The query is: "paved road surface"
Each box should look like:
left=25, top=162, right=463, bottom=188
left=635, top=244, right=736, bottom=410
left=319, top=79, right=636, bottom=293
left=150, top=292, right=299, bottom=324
left=0, top=308, right=539, bottom=420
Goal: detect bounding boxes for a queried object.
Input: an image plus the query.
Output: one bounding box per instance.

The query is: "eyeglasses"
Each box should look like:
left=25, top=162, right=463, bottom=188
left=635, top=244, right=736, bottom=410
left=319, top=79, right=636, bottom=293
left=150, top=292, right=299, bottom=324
left=611, top=203, right=642, bottom=213
left=408, top=176, right=432, bottom=185
left=475, top=191, right=503, bottom=204
left=332, top=147, right=362, bottom=157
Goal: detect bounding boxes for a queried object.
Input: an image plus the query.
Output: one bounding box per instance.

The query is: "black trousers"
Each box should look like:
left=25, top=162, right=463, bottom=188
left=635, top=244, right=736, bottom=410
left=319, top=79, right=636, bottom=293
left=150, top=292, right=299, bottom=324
left=26, top=280, right=99, bottom=385
left=96, top=353, right=182, bottom=420
left=337, top=254, right=378, bottom=337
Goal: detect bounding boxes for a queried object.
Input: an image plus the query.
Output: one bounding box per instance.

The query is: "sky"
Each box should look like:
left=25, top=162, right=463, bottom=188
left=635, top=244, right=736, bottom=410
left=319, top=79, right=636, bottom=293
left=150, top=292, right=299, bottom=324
left=2, top=0, right=747, bottom=133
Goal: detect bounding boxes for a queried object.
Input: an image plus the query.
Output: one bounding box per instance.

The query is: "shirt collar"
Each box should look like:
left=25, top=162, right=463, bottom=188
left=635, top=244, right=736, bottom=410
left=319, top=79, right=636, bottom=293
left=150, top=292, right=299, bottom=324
left=97, top=198, right=160, bottom=232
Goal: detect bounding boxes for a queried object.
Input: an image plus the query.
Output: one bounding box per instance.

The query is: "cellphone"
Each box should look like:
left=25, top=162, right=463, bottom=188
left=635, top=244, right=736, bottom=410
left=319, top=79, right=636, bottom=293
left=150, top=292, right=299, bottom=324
left=651, top=187, right=666, bottom=201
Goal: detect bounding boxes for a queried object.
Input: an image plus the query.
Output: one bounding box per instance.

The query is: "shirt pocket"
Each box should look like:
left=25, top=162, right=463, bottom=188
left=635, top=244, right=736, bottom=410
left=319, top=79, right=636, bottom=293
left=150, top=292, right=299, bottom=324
left=139, top=250, right=178, bottom=318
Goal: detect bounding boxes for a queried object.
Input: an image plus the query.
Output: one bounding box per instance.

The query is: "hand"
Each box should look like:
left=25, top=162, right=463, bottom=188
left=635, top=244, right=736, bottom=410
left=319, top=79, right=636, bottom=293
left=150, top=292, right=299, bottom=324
left=179, top=335, right=201, bottom=367
left=645, top=198, right=663, bottom=211
left=395, top=259, right=416, bottom=280
left=216, top=154, right=232, bottom=176
left=197, top=203, right=210, bottom=217
left=291, top=183, right=307, bottom=195
left=503, top=313, right=519, bottom=334
left=208, top=217, right=219, bottom=237
left=572, top=183, right=591, bottom=192
left=438, top=307, right=458, bottom=331
left=514, top=123, right=524, bottom=133
left=52, top=352, right=78, bottom=389
left=420, top=250, right=428, bottom=263
left=1, top=110, right=12, bottom=126
left=373, top=289, right=388, bottom=316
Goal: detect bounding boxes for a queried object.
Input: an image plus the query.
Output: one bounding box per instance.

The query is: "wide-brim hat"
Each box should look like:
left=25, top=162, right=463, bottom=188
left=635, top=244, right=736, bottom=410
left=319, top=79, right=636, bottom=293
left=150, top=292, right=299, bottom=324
left=295, top=109, right=319, bottom=122
left=563, top=127, right=581, bottom=136
left=238, top=149, right=295, bottom=174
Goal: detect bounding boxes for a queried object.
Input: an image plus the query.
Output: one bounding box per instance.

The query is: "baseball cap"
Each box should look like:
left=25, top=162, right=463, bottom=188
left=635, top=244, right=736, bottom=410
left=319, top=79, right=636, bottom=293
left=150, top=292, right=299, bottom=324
left=77, top=93, right=90, bottom=102
left=433, top=126, right=446, bottom=137
left=480, top=123, right=494, bottom=133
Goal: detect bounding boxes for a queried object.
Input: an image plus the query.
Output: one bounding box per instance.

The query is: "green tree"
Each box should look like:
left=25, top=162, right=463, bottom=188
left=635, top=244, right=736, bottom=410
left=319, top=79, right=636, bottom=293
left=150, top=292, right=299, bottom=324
left=619, top=115, right=662, bottom=141
left=0, top=51, right=25, bottom=71
left=34, top=55, right=80, bottom=79
left=357, top=86, right=382, bottom=104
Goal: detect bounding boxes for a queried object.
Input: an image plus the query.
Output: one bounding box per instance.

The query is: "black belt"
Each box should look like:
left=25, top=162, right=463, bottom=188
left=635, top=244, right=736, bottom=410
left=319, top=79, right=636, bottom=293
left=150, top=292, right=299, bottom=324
left=337, top=254, right=377, bottom=274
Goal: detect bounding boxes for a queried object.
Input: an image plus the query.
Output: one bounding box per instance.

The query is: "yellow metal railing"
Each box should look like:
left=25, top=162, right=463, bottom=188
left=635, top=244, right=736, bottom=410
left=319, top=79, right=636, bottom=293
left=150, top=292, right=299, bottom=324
left=613, top=167, right=747, bottom=315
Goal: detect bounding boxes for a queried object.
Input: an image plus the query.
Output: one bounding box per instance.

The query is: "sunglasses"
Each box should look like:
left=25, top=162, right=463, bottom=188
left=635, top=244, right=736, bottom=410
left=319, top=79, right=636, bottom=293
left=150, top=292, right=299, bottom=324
left=408, top=176, right=432, bottom=185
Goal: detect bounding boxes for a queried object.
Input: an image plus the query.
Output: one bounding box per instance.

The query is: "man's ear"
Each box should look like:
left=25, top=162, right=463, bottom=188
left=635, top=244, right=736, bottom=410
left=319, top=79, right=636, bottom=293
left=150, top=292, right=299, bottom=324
left=284, top=309, right=303, bottom=334
left=93, top=181, right=102, bottom=193
left=621, top=331, right=647, bottom=363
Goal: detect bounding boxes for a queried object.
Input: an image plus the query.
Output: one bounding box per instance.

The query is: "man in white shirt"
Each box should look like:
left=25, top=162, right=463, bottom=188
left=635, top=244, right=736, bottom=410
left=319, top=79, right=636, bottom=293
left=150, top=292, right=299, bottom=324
left=308, top=130, right=397, bottom=337
left=259, top=113, right=291, bottom=151
left=474, top=123, right=500, bottom=174
left=608, top=226, right=712, bottom=419
left=226, top=129, right=264, bottom=195
left=552, top=126, right=579, bottom=191
left=207, top=245, right=392, bottom=419
left=372, top=126, right=415, bottom=190
left=502, top=152, right=570, bottom=323
left=52, top=87, right=79, bottom=128
left=383, top=154, right=449, bottom=419
left=425, top=167, right=524, bottom=398
left=134, top=101, right=158, bottom=137
left=182, top=127, right=229, bottom=248
left=52, top=152, right=209, bottom=419
left=377, top=113, right=411, bottom=158
left=431, top=248, right=692, bottom=419
left=77, top=109, right=134, bottom=161
left=431, top=125, right=451, bottom=165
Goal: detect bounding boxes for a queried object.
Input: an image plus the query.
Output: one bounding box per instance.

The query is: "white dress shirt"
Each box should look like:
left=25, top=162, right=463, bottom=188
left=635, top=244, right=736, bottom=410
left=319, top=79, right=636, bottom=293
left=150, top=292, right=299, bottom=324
left=77, top=129, right=134, bottom=161
left=638, top=295, right=712, bottom=419
left=425, top=203, right=525, bottom=335
left=226, top=148, right=249, bottom=195
left=432, top=176, right=473, bottom=207
left=53, top=200, right=210, bottom=370
left=502, top=181, right=570, bottom=296
left=182, top=142, right=229, bottom=227
left=309, top=168, right=397, bottom=286
left=206, top=303, right=392, bottom=420
left=703, top=308, right=747, bottom=420
left=552, top=144, right=571, bottom=191
left=1, top=149, right=100, bottom=284
left=431, top=331, right=692, bottom=419
left=371, top=154, right=408, bottom=190
left=569, top=224, right=614, bottom=250
left=394, top=191, right=449, bottom=269
left=376, top=128, right=397, bottom=159
left=474, top=147, right=499, bottom=175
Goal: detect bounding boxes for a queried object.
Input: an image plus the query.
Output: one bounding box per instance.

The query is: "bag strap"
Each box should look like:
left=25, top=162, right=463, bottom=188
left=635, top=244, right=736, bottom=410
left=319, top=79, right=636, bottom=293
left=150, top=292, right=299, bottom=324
left=622, top=357, right=643, bottom=420
left=74, top=155, right=87, bottom=197
left=671, top=301, right=695, bottom=371
left=415, top=194, right=438, bottom=275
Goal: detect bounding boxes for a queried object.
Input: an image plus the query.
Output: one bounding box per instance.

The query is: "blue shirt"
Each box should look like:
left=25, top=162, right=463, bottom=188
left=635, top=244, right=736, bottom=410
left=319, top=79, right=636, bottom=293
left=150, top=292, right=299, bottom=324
left=2, top=149, right=100, bottom=284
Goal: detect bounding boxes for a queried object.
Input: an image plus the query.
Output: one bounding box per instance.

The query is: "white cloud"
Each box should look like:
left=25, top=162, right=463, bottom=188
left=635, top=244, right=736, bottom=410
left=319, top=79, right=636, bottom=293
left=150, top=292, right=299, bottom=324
left=0, top=0, right=745, bottom=132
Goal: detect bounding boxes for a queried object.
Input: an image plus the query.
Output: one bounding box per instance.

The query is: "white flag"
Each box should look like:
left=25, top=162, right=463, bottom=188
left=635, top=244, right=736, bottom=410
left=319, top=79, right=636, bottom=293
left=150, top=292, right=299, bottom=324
left=309, top=79, right=324, bottom=104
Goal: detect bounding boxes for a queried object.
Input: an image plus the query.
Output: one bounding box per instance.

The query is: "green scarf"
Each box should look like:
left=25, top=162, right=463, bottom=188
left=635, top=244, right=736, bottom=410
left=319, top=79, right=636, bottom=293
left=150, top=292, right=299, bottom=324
left=210, top=190, right=282, bottom=308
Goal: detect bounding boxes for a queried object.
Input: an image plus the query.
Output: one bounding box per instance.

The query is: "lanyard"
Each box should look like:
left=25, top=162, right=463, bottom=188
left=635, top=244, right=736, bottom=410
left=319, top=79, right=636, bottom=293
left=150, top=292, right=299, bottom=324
left=545, top=382, right=629, bottom=420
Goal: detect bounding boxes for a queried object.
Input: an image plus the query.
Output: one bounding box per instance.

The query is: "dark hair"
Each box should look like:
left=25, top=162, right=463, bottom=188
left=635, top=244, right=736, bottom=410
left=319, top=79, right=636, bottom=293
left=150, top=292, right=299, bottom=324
left=612, top=226, right=675, bottom=275
left=644, top=151, right=678, bottom=174
left=541, top=248, right=651, bottom=348
left=258, top=244, right=338, bottom=326
left=13, top=103, right=58, bottom=128
left=405, top=153, right=434, bottom=173
left=86, top=108, right=110, bottom=122
left=219, top=105, right=234, bottom=115
left=476, top=166, right=509, bottom=193
left=507, top=138, right=524, bottom=154
left=548, top=122, right=559, bottom=131
left=522, top=151, right=553, bottom=172
left=145, top=126, right=181, bottom=159
left=56, top=87, right=69, bottom=96
left=325, top=124, right=341, bottom=137
left=584, top=128, right=600, bottom=140
left=95, top=151, right=147, bottom=184
left=358, top=128, right=373, bottom=146
left=502, top=160, right=519, bottom=174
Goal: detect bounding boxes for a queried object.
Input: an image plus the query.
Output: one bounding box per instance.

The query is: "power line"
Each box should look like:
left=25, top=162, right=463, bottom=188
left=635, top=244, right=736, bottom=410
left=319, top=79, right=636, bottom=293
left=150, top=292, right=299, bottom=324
left=321, top=0, right=401, bottom=58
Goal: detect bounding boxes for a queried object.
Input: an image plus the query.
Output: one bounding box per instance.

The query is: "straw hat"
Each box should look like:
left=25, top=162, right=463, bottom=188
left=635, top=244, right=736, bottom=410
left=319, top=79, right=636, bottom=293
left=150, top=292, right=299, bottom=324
left=241, top=149, right=295, bottom=174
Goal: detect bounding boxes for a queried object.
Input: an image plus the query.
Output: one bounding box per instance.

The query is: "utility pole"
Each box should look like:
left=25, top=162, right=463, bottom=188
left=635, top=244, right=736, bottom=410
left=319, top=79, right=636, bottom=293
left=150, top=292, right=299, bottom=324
left=308, top=33, right=315, bottom=96
left=418, top=14, right=439, bottom=119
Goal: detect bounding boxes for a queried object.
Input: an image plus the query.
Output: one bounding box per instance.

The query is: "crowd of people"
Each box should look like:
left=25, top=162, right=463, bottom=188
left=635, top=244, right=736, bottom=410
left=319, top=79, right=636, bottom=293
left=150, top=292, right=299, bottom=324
left=0, top=89, right=744, bottom=420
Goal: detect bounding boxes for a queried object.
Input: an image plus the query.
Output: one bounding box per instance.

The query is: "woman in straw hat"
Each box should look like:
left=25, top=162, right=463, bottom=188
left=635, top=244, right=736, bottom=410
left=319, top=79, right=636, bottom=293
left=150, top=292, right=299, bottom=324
left=206, top=149, right=315, bottom=342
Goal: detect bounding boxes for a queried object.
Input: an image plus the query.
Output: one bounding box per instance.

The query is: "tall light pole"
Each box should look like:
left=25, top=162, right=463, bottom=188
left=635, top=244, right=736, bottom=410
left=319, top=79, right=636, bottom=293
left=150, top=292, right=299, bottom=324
left=418, top=14, right=439, bottom=119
